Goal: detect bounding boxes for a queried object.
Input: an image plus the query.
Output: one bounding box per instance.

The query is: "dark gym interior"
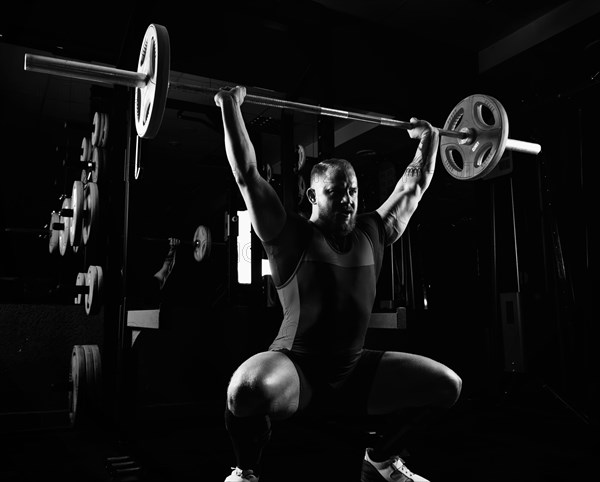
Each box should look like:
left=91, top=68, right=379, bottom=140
left=0, top=1, right=596, bottom=481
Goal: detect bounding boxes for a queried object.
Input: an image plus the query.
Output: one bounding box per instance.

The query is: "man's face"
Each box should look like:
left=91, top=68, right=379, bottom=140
left=309, top=166, right=358, bottom=236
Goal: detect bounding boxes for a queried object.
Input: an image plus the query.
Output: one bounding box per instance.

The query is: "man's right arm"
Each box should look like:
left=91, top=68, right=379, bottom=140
left=214, top=86, right=286, bottom=242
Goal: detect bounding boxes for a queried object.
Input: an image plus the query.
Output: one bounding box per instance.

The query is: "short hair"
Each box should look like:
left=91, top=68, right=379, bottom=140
left=309, top=158, right=355, bottom=187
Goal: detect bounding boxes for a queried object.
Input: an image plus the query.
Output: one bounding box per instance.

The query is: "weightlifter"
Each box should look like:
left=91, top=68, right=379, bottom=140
left=215, top=86, right=462, bottom=482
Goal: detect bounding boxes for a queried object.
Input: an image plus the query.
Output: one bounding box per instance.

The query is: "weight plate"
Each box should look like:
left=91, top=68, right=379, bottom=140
left=68, top=344, right=102, bottom=428
left=58, top=197, right=72, bottom=256
left=80, top=136, right=91, bottom=163
left=82, top=345, right=101, bottom=409
left=296, top=144, right=306, bottom=172
left=135, top=24, right=170, bottom=139
left=68, top=345, right=84, bottom=427
left=100, top=113, right=109, bottom=147
left=48, top=211, right=60, bottom=254
left=89, top=147, right=103, bottom=183
left=74, top=271, right=86, bottom=305
left=193, top=225, right=212, bottom=262
left=82, top=182, right=99, bottom=245
left=95, top=266, right=104, bottom=314
left=85, top=265, right=97, bottom=315
left=69, top=180, right=84, bottom=248
left=439, top=94, right=509, bottom=181
left=91, top=112, right=103, bottom=147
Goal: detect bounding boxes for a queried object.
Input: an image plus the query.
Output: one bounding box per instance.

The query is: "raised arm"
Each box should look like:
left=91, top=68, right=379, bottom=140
left=214, top=86, right=286, bottom=242
left=376, top=117, right=440, bottom=245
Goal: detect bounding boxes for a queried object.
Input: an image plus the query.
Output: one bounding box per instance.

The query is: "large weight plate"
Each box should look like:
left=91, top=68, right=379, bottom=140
left=68, top=344, right=102, bottom=428
left=69, top=180, right=84, bottom=248
left=100, top=113, right=109, bottom=147
left=80, top=136, right=91, bottom=163
left=193, top=225, right=212, bottom=262
left=91, top=112, right=103, bottom=147
left=439, top=94, right=509, bottom=181
left=86, top=147, right=104, bottom=183
left=74, top=271, right=86, bottom=305
left=48, top=211, right=60, bottom=254
left=82, top=345, right=102, bottom=409
left=135, top=24, right=170, bottom=139
left=82, top=182, right=99, bottom=245
left=85, top=265, right=103, bottom=315
left=58, top=197, right=71, bottom=256
left=69, top=345, right=84, bottom=426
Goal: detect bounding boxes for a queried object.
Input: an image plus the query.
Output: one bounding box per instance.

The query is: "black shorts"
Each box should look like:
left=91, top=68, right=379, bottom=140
left=273, top=348, right=384, bottom=418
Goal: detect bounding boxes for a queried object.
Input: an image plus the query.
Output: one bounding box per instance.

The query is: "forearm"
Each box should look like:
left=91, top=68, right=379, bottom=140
left=219, top=96, right=258, bottom=184
left=401, top=128, right=436, bottom=195
left=376, top=121, right=439, bottom=244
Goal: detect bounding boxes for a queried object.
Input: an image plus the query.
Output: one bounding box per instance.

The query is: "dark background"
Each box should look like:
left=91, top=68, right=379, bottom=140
left=0, top=1, right=596, bottom=480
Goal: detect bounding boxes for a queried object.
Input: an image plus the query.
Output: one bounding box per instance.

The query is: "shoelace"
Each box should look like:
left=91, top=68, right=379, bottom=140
left=390, top=456, right=415, bottom=477
left=231, top=467, right=256, bottom=479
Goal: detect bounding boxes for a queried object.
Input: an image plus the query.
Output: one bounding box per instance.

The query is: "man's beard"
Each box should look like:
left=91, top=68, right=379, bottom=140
left=334, top=212, right=356, bottom=236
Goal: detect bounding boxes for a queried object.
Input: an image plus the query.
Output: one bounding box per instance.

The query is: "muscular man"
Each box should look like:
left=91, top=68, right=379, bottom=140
left=215, top=86, right=462, bottom=482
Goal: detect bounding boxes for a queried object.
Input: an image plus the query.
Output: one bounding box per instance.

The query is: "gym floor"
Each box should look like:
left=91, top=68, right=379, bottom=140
left=1, top=372, right=594, bottom=482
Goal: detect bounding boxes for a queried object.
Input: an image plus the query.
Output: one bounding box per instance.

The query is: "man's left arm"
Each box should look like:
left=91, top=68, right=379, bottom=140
left=376, top=117, right=440, bottom=245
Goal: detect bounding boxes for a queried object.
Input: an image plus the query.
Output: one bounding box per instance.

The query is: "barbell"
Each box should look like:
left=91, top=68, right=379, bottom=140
left=55, top=180, right=214, bottom=261
left=5, top=182, right=214, bottom=262
left=24, top=23, right=541, bottom=181
left=137, top=224, right=216, bottom=263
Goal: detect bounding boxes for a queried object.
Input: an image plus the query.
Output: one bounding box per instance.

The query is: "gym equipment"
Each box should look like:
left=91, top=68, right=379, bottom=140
left=3, top=188, right=91, bottom=255
left=55, top=181, right=98, bottom=252
left=23, top=23, right=542, bottom=181
left=81, top=181, right=99, bottom=245
left=73, top=265, right=104, bottom=315
left=69, top=344, right=102, bottom=427
left=136, top=224, right=217, bottom=263
left=91, top=111, right=109, bottom=147
left=81, top=143, right=105, bottom=184
left=6, top=210, right=215, bottom=264
left=3, top=213, right=64, bottom=254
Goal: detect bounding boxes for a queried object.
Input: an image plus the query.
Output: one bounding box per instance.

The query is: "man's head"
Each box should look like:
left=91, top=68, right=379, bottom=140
left=306, top=158, right=358, bottom=237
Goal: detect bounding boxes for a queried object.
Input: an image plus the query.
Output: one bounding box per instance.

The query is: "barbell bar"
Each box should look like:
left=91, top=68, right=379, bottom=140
left=24, top=23, right=542, bottom=180
left=134, top=224, right=218, bottom=263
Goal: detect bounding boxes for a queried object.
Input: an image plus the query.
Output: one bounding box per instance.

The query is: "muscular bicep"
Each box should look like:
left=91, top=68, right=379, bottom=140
left=238, top=170, right=287, bottom=242
left=376, top=185, right=420, bottom=245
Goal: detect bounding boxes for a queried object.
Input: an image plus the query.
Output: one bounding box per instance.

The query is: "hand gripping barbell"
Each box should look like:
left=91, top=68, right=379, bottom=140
left=24, top=24, right=542, bottom=181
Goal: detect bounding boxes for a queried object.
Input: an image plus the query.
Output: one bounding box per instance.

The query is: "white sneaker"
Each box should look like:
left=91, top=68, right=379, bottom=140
left=362, top=448, right=430, bottom=482
left=224, top=467, right=259, bottom=482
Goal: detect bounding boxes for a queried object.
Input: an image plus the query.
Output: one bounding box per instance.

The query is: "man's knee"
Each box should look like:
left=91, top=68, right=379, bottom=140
left=227, top=371, right=272, bottom=416
left=438, top=367, right=462, bottom=408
